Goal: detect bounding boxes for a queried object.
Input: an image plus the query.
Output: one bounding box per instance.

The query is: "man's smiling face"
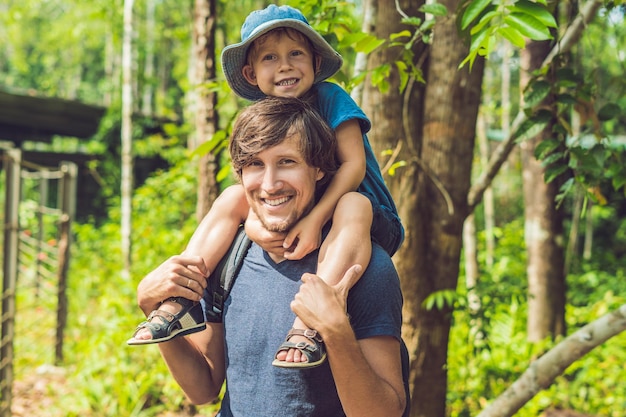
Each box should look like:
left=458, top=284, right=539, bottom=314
left=240, top=133, right=324, bottom=233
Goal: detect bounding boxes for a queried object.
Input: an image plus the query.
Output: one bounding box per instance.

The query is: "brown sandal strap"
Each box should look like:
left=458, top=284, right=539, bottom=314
left=286, top=328, right=323, bottom=343
left=164, top=296, right=193, bottom=307
left=147, top=309, right=176, bottom=323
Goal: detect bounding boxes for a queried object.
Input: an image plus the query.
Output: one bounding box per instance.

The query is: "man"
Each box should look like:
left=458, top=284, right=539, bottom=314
left=135, top=96, right=406, bottom=417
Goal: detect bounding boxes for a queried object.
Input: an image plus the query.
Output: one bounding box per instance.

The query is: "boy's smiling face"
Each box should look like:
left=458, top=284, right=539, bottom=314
left=242, top=29, right=320, bottom=99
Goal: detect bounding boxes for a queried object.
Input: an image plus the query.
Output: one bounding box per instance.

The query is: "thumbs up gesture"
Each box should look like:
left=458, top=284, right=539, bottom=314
left=290, top=264, right=363, bottom=334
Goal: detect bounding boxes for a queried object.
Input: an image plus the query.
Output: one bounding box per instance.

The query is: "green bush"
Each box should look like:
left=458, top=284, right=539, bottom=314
left=448, top=217, right=626, bottom=417
left=13, top=160, right=220, bottom=417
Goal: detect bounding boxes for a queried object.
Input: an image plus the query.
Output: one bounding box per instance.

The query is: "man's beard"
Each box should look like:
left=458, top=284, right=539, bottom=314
left=252, top=197, right=315, bottom=233
left=264, top=220, right=291, bottom=233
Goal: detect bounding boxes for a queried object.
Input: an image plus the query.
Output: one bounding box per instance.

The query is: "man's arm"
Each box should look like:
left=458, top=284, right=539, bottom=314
left=157, top=323, right=226, bottom=405
left=136, top=256, right=228, bottom=404
left=291, top=268, right=406, bottom=417
left=328, top=330, right=405, bottom=417
left=137, top=184, right=249, bottom=314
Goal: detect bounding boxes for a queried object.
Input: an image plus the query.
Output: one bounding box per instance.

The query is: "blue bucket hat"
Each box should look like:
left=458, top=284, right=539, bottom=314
left=221, top=5, right=343, bottom=101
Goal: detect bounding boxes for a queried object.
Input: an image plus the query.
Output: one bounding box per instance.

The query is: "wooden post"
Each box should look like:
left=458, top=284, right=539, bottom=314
left=55, top=162, right=77, bottom=365
left=35, top=174, right=49, bottom=299
left=1, top=149, right=21, bottom=417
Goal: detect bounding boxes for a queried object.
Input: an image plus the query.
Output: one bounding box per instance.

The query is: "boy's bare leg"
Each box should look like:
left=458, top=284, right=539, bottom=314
left=130, top=185, right=249, bottom=342
left=275, top=193, right=373, bottom=364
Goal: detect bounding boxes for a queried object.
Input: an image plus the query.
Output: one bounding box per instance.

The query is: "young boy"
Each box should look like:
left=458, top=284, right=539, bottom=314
left=128, top=4, right=404, bottom=370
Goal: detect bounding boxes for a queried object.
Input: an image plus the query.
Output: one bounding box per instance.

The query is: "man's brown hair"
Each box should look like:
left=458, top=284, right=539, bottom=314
left=229, top=96, right=338, bottom=189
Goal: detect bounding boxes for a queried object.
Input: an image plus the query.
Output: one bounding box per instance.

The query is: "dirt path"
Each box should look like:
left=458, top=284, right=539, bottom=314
left=10, top=365, right=210, bottom=417
left=11, top=365, right=68, bottom=417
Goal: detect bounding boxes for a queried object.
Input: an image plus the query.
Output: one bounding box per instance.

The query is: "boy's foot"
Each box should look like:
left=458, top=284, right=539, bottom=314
left=272, top=328, right=326, bottom=369
left=127, top=297, right=206, bottom=345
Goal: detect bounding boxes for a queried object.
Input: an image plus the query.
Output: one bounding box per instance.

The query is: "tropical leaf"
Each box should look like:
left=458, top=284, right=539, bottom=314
left=510, top=0, right=557, bottom=28
left=497, top=25, right=526, bottom=48
left=461, top=0, right=493, bottom=30
left=504, top=12, right=553, bottom=40
left=597, top=103, right=622, bottom=121
left=421, top=2, right=448, bottom=16
left=523, top=80, right=551, bottom=108
left=534, top=138, right=561, bottom=159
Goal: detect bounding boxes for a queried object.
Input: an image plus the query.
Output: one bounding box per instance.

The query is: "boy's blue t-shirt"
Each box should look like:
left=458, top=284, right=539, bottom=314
left=313, top=82, right=404, bottom=254
left=214, top=242, right=403, bottom=417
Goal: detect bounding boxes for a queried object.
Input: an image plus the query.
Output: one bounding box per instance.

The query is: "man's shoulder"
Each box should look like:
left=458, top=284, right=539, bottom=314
left=367, top=244, right=398, bottom=273
left=349, top=244, right=403, bottom=340
left=354, top=244, right=401, bottom=298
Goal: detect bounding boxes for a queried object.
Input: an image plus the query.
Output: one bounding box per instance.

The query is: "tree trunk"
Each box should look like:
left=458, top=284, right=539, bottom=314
left=583, top=201, right=593, bottom=260
left=361, top=0, right=483, bottom=415
left=413, top=2, right=484, bottom=412
left=121, top=0, right=135, bottom=279
left=565, top=188, right=583, bottom=275
left=141, top=0, right=156, bottom=116
left=519, top=40, right=566, bottom=342
left=463, top=213, right=481, bottom=315
left=477, top=109, right=495, bottom=268
left=350, top=0, right=376, bottom=105
left=192, top=0, right=219, bottom=222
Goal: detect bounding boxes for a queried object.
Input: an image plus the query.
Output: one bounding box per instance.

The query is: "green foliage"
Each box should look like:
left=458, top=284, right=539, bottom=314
left=423, top=289, right=463, bottom=311
left=449, top=216, right=626, bottom=416
left=362, top=2, right=446, bottom=94
left=460, top=0, right=557, bottom=69
left=0, top=0, right=122, bottom=101
left=518, top=63, right=626, bottom=206
left=10, top=158, right=222, bottom=416
left=483, top=222, right=527, bottom=293
left=1, top=0, right=194, bottom=118
left=463, top=0, right=626, bottom=207
left=569, top=199, right=626, bottom=274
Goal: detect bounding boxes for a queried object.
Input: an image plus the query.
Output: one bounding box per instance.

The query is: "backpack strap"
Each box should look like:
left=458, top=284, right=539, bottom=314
left=205, top=226, right=251, bottom=323
left=400, top=338, right=411, bottom=417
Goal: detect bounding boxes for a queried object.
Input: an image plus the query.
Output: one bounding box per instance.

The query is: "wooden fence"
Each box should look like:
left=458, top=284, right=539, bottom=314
left=1, top=148, right=76, bottom=417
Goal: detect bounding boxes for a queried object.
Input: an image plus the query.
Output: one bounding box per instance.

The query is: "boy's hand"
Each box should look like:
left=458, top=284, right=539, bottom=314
left=244, top=213, right=287, bottom=254
left=283, top=214, right=323, bottom=260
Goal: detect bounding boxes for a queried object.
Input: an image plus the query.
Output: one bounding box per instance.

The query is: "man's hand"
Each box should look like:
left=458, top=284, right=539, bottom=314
left=137, top=255, right=208, bottom=315
left=290, top=264, right=362, bottom=332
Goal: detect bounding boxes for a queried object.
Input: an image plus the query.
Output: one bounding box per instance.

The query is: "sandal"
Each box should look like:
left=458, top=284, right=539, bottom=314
left=127, top=297, right=206, bottom=345
left=272, top=328, right=326, bottom=369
